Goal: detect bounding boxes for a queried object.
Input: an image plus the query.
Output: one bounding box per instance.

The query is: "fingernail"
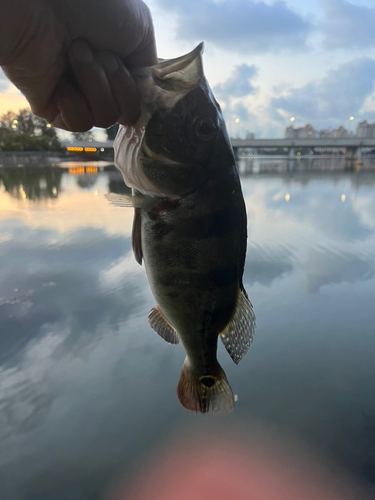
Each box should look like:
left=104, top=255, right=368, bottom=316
left=72, top=40, right=94, bottom=64
left=98, top=52, right=119, bottom=74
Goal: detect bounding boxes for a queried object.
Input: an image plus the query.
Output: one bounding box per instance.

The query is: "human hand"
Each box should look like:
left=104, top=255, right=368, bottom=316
left=0, top=0, right=157, bottom=131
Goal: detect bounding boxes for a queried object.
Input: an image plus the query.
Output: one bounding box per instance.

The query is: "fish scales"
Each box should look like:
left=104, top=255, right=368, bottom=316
left=110, top=43, right=256, bottom=413
left=142, top=183, right=244, bottom=369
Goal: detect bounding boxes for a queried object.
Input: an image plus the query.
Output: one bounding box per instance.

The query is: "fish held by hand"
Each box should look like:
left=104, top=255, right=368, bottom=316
left=107, top=43, right=256, bottom=413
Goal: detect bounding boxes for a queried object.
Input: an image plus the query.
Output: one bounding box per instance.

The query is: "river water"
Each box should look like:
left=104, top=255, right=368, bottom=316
left=1, top=160, right=375, bottom=499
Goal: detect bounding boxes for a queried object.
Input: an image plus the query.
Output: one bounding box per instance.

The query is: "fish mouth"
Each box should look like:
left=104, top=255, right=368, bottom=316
left=152, top=42, right=204, bottom=82
left=141, top=141, right=183, bottom=167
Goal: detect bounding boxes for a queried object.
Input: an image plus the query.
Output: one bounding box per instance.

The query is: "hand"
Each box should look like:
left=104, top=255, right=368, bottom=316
left=0, top=0, right=157, bottom=131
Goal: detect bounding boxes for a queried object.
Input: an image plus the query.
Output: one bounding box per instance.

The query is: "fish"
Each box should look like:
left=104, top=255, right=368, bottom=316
left=107, top=43, right=256, bottom=413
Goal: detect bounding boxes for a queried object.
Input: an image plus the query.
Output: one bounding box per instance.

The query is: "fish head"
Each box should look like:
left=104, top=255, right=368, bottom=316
left=114, top=43, right=235, bottom=198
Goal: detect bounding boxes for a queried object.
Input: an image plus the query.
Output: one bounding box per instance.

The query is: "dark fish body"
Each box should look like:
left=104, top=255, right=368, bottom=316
left=111, top=44, right=255, bottom=412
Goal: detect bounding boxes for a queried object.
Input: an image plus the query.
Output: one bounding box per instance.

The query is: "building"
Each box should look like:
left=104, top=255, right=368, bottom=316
left=285, top=124, right=316, bottom=139
left=320, top=126, right=352, bottom=138
left=356, top=120, right=375, bottom=138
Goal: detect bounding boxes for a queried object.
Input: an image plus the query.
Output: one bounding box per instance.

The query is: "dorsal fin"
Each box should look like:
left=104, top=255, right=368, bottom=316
left=148, top=305, right=180, bottom=345
left=220, top=289, right=256, bottom=364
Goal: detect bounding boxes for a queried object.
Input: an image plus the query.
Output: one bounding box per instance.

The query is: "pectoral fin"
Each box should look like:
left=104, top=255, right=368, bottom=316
left=105, top=193, right=155, bottom=209
left=132, top=208, right=143, bottom=265
left=220, top=289, right=256, bottom=364
left=148, top=305, right=180, bottom=345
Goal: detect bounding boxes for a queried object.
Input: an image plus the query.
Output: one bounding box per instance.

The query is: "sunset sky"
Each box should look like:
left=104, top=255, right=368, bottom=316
left=1, top=0, right=375, bottom=138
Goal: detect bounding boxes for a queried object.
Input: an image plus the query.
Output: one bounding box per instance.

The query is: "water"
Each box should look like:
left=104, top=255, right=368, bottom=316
left=1, top=160, right=375, bottom=499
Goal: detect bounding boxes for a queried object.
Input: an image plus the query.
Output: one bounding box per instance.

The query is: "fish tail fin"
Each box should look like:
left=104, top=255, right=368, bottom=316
left=177, top=358, right=234, bottom=413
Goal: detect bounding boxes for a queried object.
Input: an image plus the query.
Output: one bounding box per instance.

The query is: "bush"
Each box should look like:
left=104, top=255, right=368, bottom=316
left=0, top=109, right=62, bottom=151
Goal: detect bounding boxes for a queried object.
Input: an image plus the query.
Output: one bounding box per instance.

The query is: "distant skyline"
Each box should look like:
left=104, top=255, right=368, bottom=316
left=2, top=0, right=375, bottom=138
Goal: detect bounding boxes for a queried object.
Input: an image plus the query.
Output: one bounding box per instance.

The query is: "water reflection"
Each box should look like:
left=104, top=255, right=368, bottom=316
left=246, top=242, right=294, bottom=286
left=0, top=166, right=63, bottom=200
left=1, top=162, right=375, bottom=499
left=304, top=248, right=375, bottom=292
left=238, top=156, right=375, bottom=174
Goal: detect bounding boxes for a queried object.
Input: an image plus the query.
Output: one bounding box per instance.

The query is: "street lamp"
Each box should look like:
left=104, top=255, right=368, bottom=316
left=290, top=117, right=295, bottom=122
left=349, top=116, right=354, bottom=136
left=233, top=117, right=240, bottom=138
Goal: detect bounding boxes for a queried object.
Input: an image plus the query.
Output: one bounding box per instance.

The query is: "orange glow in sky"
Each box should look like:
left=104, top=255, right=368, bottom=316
left=0, top=83, right=29, bottom=116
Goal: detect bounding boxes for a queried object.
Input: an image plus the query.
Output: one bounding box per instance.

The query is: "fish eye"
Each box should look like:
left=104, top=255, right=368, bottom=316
left=195, top=118, right=216, bottom=141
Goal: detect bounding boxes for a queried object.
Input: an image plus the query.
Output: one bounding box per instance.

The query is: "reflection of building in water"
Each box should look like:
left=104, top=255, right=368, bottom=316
left=285, top=124, right=316, bottom=138
left=0, top=167, right=63, bottom=200
left=356, top=120, right=375, bottom=138
left=320, top=126, right=352, bottom=138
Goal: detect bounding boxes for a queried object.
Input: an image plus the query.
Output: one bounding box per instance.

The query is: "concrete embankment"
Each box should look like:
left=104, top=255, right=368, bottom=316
left=0, top=152, right=67, bottom=167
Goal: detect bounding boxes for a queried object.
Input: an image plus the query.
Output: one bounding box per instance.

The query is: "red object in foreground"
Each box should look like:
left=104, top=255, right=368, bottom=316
left=107, top=432, right=370, bottom=500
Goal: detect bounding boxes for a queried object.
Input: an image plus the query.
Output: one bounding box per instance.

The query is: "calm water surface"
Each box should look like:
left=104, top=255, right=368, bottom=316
left=1, top=161, right=375, bottom=499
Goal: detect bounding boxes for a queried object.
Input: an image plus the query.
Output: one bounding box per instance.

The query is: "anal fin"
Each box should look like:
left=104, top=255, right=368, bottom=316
left=148, top=305, right=180, bottom=345
left=220, top=289, right=256, bottom=364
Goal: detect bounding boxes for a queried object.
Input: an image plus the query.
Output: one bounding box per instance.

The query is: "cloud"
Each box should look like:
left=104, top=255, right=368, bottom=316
left=232, top=102, right=254, bottom=122
left=269, top=177, right=374, bottom=242
left=0, top=68, right=8, bottom=92
left=271, top=58, right=375, bottom=127
left=245, top=244, right=294, bottom=286
left=304, top=248, right=375, bottom=293
left=321, top=0, right=375, bottom=50
left=213, top=65, right=258, bottom=133
left=214, top=64, right=257, bottom=99
left=155, top=0, right=312, bottom=54
left=0, top=223, right=141, bottom=368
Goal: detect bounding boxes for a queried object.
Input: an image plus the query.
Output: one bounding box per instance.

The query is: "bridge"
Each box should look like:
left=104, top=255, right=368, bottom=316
left=231, top=138, right=375, bottom=159
left=63, top=137, right=375, bottom=160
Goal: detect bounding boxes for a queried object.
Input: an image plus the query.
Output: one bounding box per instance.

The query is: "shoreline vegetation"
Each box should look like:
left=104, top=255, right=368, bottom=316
left=0, top=109, right=61, bottom=152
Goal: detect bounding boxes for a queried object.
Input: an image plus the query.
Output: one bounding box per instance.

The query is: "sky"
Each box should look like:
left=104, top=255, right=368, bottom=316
left=2, top=0, right=375, bottom=138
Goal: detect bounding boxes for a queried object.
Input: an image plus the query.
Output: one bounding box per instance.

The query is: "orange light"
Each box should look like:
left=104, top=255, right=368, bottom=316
left=69, top=167, right=85, bottom=175
left=84, top=147, right=97, bottom=152
left=86, top=167, right=98, bottom=174
left=67, top=147, right=84, bottom=152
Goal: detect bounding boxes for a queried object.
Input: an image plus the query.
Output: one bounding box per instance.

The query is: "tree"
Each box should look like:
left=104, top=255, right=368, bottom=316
left=33, top=115, right=57, bottom=137
left=0, top=108, right=58, bottom=138
left=0, top=111, right=18, bottom=130
left=72, top=131, right=94, bottom=141
left=15, top=109, right=35, bottom=134
left=0, top=108, right=61, bottom=151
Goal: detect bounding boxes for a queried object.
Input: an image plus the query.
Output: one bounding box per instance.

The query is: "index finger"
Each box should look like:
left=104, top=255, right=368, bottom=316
left=97, top=50, right=140, bottom=126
